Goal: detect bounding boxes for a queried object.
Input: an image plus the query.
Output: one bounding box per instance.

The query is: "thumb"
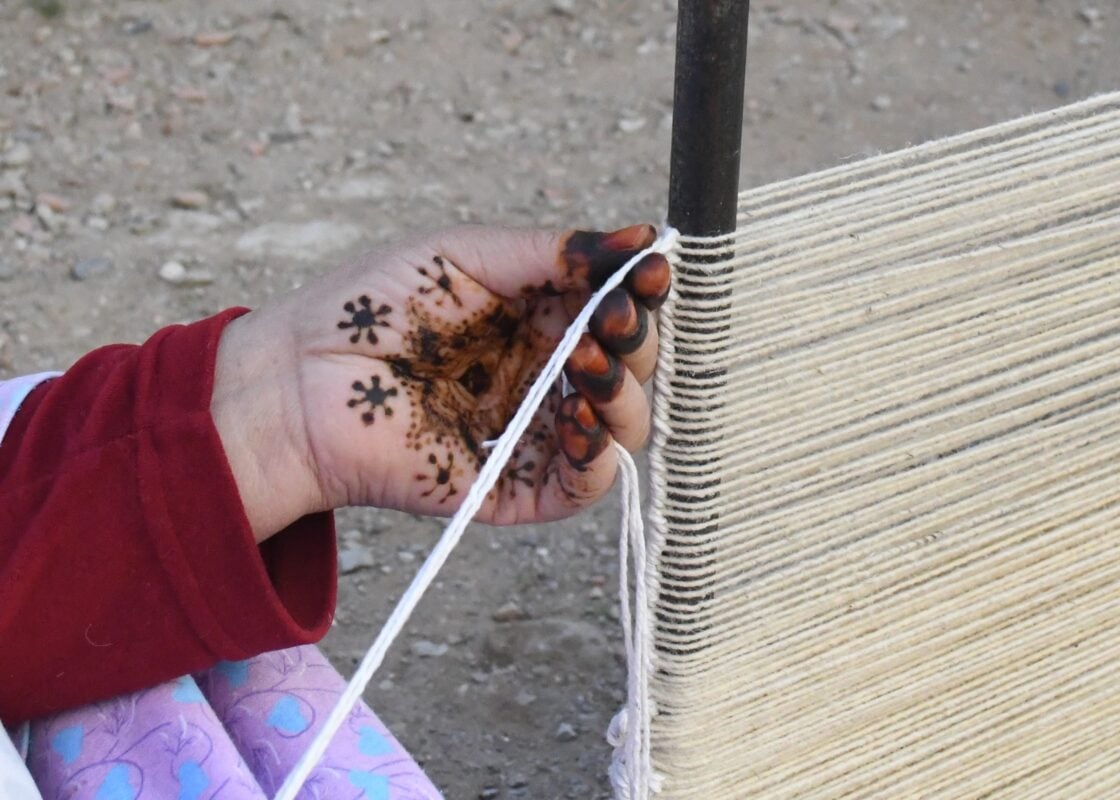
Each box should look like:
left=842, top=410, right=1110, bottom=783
left=429, top=223, right=657, bottom=299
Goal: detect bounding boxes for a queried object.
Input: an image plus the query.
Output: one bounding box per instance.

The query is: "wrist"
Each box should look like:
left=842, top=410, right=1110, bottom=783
left=211, top=310, right=327, bottom=542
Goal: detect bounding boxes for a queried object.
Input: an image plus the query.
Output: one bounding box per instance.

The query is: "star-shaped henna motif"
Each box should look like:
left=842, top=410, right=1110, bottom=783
left=417, top=255, right=463, bottom=307
left=417, top=451, right=458, bottom=503
left=348, top=376, right=398, bottom=425
left=338, top=295, right=392, bottom=344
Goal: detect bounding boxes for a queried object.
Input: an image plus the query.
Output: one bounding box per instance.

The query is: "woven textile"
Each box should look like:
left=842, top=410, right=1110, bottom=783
left=644, top=93, right=1120, bottom=798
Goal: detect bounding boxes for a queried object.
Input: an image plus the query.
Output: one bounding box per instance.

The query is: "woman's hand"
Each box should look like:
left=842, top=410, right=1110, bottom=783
left=211, top=224, right=670, bottom=541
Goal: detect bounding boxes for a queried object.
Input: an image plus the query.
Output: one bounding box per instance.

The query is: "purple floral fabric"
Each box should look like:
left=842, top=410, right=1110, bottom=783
left=26, top=645, right=442, bottom=800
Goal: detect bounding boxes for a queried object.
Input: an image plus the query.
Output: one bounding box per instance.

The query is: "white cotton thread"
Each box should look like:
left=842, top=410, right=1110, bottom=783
left=607, top=442, right=661, bottom=799
left=273, top=226, right=679, bottom=800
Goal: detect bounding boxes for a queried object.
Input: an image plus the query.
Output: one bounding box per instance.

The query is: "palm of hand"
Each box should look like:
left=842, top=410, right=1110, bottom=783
left=295, top=225, right=664, bottom=525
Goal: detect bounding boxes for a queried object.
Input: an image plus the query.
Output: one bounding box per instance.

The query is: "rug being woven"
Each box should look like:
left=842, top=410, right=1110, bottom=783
left=644, top=92, right=1120, bottom=799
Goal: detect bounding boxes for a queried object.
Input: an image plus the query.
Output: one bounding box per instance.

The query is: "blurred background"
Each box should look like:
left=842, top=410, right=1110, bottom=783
left=1, top=1, right=1116, bottom=797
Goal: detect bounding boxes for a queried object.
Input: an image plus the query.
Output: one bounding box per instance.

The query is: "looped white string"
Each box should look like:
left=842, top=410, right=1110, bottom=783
left=607, top=443, right=662, bottom=798
left=273, top=226, right=679, bottom=800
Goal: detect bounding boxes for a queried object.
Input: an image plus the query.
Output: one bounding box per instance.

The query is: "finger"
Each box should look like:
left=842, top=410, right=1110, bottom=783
left=564, top=334, right=650, bottom=451
left=428, top=223, right=656, bottom=299
left=589, top=288, right=659, bottom=383
left=535, top=395, right=618, bottom=521
left=625, top=252, right=671, bottom=310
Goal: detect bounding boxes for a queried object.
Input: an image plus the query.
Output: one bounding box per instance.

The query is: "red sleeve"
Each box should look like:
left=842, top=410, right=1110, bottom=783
left=0, top=309, right=337, bottom=724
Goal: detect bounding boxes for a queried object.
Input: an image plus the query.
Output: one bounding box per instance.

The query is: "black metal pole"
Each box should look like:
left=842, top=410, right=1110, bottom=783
left=658, top=1, right=749, bottom=649
left=668, top=0, right=750, bottom=237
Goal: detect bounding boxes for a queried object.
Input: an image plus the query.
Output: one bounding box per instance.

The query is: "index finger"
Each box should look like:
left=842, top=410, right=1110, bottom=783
left=428, top=223, right=657, bottom=299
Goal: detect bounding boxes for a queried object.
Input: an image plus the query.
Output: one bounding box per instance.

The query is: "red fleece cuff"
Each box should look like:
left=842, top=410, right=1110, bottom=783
left=135, top=308, right=337, bottom=659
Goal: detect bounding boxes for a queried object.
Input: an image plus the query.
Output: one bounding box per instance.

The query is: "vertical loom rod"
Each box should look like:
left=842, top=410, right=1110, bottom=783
left=668, top=0, right=750, bottom=236
left=659, top=1, right=749, bottom=641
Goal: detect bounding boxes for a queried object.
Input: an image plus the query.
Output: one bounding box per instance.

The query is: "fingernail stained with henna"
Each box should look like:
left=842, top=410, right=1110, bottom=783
left=626, top=252, right=671, bottom=309
left=338, top=295, right=392, bottom=344
left=559, top=223, right=657, bottom=290
left=565, top=334, right=625, bottom=404
left=348, top=376, right=398, bottom=425
left=556, top=394, right=609, bottom=469
left=590, top=288, right=648, bottom=356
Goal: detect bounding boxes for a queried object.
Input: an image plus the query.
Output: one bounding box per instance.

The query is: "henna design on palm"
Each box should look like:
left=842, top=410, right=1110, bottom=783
left=338, top=295, right=392, bottom=344
left=348, top=376, right=398, bottom=425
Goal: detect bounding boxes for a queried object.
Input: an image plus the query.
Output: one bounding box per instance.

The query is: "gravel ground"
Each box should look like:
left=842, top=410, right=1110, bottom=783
left=1, top=1, right=1116, bottom=797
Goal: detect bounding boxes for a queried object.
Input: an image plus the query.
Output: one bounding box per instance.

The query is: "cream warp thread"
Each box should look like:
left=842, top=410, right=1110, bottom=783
left=636, top=92, right=1120, bottom=800
left=273, top=226, right=679, bottom=800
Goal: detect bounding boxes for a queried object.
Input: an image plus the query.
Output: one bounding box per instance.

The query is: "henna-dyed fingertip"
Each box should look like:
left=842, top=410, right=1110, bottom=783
left=555, top=394, right=609, bottom=469
left=626, top=252, right=672, bottom=309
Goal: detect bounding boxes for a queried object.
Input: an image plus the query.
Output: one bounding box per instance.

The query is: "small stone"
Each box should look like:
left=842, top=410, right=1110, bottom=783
left=34, top=203, right=59, bottom=231
left=158, top=260, right=187, bottom=283
left=171, top=190, right=210, bottom=210
left=338, top=543, right=375, bottom=574
left=36, top=193, right=70, bottom=213
left=85, top=215, right=110, bottom=231
left=172, top=86, right=208, bottom=103
left=506, top=774, right=528, bottom=789
left=194, top=30, right=236, bottom=47
left=492, top=602, right=529, bottom=623
left=870, top=94, right=893, bottom=111
left=121, top=17, right=154, bottom=35
left=555, top=722, right=578, bottom=742
left=1, top=142, right=32, bottom=169
left=158, top=260, right=213, bottom=286
left=397, top=549, right=416, bottom=563
left=478, top=788, right=500, bottom=800
left=71, top=256, right=113, bottom=281
left=411, top=640, right=449, bottom=658
left=369, top=28, right=392, bottom=44
left=550, top=0, right=576, bottom=16
left=1053, top=81, right=1072, bottom=99
left=91, top=192, right=117, bottom=215
left=514, top=689, right=536, bottom=706
left=617, top=117, right=646, bottom=133
left=10, top=214, right=36, bottom=237
left=1078, top=7, right=1103, bottom=27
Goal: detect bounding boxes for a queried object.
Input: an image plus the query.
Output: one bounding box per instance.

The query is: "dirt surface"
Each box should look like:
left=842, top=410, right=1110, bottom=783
left=1, top=1, right=1116, bottom=797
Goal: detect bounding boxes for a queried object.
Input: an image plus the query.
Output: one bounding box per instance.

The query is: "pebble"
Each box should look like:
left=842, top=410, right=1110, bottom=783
left=870, top=94, right=893, bottom=111
left=171, top=190, right=210, bottom=210
left=85, top=215, right=110, bottom=231
left=1, top=143, right=32, bottom=169
left=70, top=256, right=113, bottom=281
left=514, top=689, right=536, bottom=706
left=478, top=788, right=500, bottom=800
left=338, top=542, right=375, bottom=574
left=555, top=722, right=578, bottom=742
left=411, top=640, right=449, bottom=658
left=194, top=30, right=236, bottom=47
left=36, top=192, right=70, bottom=213
left=158, top=260, right=214, bottom=286
left=34, top=203, right=59, bottom=231
left=91, top=192, right=117, bottom=215
left=1078, top=7, right=1103, bottom=27
left=492, top=601, right=529, bottom=623
left=10, top=214, right=36, bottom=237
left=617, top=117, right=647, bottom=133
